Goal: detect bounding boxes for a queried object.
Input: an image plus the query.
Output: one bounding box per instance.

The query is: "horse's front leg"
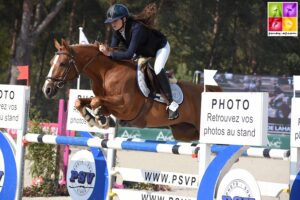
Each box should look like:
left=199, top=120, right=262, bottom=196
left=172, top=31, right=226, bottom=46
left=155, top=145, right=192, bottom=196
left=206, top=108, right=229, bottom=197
left=90, top=96, right=124, bottom=128
left=75, top=98, right=100, bottom=127
left=89, top=96, right=117, bottom=128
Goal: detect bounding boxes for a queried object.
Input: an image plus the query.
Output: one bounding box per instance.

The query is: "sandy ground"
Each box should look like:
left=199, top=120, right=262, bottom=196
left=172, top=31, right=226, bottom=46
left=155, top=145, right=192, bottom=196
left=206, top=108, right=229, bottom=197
left=23, top=148, right=290, bottom=200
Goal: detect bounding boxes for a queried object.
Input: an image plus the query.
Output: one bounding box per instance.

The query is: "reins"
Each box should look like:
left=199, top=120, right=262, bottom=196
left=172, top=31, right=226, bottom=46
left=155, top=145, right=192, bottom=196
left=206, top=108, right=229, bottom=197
left=46, top=48, right=100, bottom=88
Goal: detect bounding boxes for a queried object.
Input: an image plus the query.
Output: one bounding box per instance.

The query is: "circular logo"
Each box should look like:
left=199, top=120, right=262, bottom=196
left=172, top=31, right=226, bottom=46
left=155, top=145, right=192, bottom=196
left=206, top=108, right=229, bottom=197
left=216, top=168, right=261, bottom=200
left=67, top=150, right=96, bottom=200
left=223, top=179, right=252, bottom=197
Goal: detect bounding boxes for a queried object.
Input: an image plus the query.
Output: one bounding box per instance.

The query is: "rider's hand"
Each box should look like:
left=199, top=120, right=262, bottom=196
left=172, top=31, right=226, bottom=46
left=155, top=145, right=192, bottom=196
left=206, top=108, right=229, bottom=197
left=99, top=44, right=111, bottom=56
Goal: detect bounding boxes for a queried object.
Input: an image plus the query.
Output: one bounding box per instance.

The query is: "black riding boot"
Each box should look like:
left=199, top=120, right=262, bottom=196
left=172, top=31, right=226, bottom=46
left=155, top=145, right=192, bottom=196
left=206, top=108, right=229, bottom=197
left=157, top=69, right=179, bottom=120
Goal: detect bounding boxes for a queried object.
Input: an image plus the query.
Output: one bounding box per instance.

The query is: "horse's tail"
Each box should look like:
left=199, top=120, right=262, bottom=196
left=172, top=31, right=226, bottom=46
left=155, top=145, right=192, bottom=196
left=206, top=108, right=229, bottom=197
left=132, top=2, right=157, bottom=28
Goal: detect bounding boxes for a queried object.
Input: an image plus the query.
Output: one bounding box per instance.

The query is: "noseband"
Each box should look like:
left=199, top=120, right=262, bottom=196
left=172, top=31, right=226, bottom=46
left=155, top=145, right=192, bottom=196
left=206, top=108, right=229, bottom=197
left=46, top=48, right=100, bottom=88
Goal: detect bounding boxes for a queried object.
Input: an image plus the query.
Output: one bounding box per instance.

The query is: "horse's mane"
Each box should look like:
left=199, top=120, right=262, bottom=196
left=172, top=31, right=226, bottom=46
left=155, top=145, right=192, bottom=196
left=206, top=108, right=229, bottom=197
left=71, top=43, right=98, bottom=49
left=71, top=43, right=137, bottom=70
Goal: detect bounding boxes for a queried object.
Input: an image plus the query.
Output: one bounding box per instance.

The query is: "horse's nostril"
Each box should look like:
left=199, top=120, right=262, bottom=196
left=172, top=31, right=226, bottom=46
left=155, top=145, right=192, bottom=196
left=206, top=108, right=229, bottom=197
left=46, top=87, right=51, bottom=95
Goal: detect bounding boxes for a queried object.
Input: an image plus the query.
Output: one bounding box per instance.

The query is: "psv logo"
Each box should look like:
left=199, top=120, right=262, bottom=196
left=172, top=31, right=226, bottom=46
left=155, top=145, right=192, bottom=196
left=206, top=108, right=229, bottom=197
left=67, top=150, right=97, bottom=199
left=69, top=170, right=95, bottom=184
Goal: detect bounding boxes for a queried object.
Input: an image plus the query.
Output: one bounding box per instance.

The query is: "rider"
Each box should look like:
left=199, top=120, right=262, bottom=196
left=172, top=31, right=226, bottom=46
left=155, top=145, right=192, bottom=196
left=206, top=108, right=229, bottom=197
left=99, top=4, right=179, bottom=120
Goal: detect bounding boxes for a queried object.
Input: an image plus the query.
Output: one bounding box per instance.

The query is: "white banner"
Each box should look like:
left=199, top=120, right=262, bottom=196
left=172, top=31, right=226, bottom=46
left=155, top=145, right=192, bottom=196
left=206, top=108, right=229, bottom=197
left=114, top=167, right=199, bottom=188
left=200, top=92, right=268, bottom=146
left=113, top=189, right=196, bottom=200
left=0, top=85, right=30, bottom=130
left=291, top=98, right=300, bottom=147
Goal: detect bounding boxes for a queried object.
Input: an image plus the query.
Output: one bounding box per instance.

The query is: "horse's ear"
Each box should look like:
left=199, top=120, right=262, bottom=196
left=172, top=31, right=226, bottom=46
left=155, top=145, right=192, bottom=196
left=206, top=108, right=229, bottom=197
left=61, top=38, right=70, bottom=50
left=54, top=39, right=60, bottom=50
left=94, top=40, right=100, bottom=46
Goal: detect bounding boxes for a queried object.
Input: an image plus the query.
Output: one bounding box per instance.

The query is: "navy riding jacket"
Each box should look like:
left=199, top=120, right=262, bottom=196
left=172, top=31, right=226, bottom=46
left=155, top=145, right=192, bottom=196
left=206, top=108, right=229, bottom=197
left=110, top=18, right=167, bottom=60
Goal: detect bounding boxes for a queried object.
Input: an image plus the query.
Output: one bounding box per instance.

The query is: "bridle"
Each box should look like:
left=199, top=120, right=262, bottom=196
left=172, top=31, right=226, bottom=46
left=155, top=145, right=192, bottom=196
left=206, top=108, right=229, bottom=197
left=46, top=48, right=100, bottom=88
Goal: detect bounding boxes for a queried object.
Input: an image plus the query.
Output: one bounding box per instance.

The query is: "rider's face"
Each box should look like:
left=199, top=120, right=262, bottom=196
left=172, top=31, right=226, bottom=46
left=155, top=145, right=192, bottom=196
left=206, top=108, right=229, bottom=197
left=111, top=18, right=124, bottom=30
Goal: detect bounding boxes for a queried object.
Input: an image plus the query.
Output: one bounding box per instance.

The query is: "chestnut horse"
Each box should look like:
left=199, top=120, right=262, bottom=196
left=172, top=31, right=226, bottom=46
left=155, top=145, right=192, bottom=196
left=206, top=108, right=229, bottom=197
left=43, top=39, right=222, bottom=141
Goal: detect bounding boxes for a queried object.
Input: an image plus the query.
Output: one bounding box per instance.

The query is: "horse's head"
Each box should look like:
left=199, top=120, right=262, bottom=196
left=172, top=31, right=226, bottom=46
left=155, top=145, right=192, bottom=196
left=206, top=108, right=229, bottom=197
left=42, top=39, right=80, bottom=99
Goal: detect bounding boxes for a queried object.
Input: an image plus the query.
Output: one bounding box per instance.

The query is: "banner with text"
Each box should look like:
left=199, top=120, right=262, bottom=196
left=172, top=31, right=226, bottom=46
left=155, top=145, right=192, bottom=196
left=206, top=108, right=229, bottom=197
left=200, top=92, right=268, bottom=146
left=0, top=84, right=30, bottom=130
left=290, top=98, right=300, bottom=147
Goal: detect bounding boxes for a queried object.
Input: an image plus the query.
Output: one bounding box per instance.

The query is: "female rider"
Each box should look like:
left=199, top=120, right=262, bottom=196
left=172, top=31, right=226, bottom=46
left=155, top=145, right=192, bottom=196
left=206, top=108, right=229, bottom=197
left=99, top=4, right=179, bottom=120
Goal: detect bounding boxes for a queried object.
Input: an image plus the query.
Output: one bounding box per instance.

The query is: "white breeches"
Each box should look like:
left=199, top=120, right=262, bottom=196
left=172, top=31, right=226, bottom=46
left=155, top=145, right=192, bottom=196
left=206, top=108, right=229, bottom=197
left=154, top=41, right=170, bottom=75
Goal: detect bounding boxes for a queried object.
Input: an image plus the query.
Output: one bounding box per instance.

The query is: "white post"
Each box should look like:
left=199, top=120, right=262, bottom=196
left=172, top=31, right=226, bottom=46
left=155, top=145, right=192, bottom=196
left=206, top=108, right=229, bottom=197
left=199, top=69, right=218, bottom=182
left=76, top=76, right=80, bottom=89
left=105, top=116, right=117, bottom=200
left=198, top=143, right=211, bottom=184
left=15, top=130, right=26, bottom=200
left=290, top=147, right=300, bottom=187
left=15, top=87, right=30, bottom=200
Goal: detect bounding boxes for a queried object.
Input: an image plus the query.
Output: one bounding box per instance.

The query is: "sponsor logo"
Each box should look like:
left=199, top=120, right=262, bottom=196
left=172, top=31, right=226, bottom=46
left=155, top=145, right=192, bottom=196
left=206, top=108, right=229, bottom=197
left=268, top=2, right=298, bottom=37
left=67, top=150, right=96, bottom=199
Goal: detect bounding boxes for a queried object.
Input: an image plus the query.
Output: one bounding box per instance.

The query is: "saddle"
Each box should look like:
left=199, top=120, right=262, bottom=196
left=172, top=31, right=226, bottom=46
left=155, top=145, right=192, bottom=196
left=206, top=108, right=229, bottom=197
left=136, top=57, right=183, bottom=105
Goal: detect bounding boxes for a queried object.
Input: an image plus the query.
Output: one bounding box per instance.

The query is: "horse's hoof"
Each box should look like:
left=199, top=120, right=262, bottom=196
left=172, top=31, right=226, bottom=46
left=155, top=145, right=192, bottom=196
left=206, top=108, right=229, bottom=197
left=94, top=120, right=108, bottom=129
left=98, top=115, right=108, bottom=125
left=93, top=115, right=109, bottom=129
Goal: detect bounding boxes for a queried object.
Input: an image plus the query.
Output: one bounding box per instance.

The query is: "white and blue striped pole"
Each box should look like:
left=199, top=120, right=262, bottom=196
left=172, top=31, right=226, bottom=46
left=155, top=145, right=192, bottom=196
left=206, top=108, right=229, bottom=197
left=23, top=133, right=290, bottom=159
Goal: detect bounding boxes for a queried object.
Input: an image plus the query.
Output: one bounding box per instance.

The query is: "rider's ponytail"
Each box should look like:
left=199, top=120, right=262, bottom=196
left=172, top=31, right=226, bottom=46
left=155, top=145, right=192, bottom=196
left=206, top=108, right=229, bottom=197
left=132, top=3, right=158, bottom=29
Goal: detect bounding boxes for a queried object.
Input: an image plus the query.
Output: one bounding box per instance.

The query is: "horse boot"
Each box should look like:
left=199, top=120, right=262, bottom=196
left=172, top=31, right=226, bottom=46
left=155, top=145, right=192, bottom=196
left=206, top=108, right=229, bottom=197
left=157, top=69, right=179, bottom=120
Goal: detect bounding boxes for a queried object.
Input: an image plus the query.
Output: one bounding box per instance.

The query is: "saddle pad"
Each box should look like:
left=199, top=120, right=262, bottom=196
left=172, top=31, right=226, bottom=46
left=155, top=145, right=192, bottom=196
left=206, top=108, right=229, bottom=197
left=137, top=68, right=183, bottom=105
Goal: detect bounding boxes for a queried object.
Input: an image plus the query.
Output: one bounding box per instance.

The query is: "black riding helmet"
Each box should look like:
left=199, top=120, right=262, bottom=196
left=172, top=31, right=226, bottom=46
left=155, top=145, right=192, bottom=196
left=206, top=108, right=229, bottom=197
left=105, top=4, right=129, bottom=24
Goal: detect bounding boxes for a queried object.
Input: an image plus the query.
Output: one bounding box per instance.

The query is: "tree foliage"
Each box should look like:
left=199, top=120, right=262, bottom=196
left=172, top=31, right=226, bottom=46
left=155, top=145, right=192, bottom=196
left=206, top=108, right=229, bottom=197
left=0, top=0, right=299, bottom=121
